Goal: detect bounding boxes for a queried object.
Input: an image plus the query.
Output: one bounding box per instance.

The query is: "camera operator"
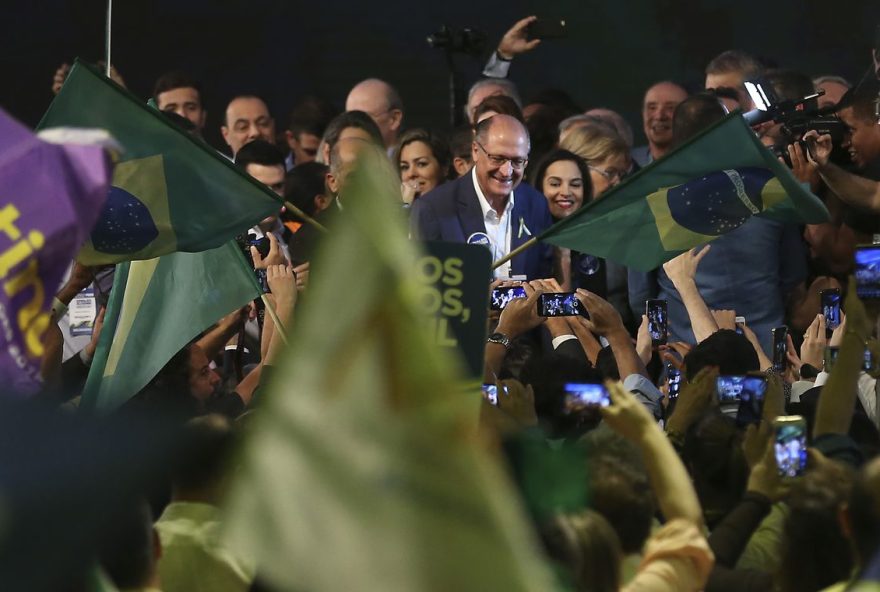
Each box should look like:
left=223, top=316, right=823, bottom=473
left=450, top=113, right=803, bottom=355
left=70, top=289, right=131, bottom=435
left=804, top=79, right=880, bottom=219
left=755, top=71, right=868, bottom=275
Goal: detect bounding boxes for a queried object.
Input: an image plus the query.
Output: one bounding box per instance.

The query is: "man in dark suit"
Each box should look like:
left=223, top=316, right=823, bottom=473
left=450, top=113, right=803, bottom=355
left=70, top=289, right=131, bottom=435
left=410, top=114, right=554, bottom=280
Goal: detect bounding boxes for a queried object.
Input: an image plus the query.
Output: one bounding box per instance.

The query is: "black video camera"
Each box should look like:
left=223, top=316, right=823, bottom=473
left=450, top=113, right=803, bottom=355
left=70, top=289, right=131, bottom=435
left=426, top=26, right=487, bottom=57
left=742, top=78, right=848, bottom=167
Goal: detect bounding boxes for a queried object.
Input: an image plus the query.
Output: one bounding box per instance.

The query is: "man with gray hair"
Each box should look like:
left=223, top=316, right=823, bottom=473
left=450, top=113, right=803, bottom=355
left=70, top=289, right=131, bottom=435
left=465, top=78, right=522, bottom=125
left=704, top=49, right=764, bottom=109
left=345, top=78, right=404, bottom=151
left=813, top=75, right=851, bottom=109
left=584, top=108, right=635, bottom=149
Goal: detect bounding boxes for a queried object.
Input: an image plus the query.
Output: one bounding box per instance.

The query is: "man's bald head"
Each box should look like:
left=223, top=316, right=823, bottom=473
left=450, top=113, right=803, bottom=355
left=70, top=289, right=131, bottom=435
left=345, top=78, right=403, bottom=148
left=474, top=114, right=529, bottom=148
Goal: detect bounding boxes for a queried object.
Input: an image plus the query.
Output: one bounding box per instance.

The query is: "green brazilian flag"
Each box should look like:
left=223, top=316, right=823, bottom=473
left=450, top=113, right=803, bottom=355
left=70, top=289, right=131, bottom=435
left=81, top=241, right=261, bottom=413
left=38, top=60, right=281, bottom=265
left=538, top=112, right=830, bottom=272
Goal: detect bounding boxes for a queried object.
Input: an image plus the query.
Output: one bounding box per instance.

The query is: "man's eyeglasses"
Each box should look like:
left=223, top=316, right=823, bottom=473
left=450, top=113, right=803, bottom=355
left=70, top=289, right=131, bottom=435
left=475, top=141, right=528, bottom=170
left=588, top=165, right=625, bottom=182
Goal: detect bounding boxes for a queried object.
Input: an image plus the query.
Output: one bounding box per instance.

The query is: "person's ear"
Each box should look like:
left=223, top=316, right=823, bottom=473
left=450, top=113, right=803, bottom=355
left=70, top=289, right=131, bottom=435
left=326, top=172, right=339, bottom=195
left=285, top=130, right=298, bottom=152
left=389, top=109, right=403, bottom=132
left=198, top=110, right=207, bottom=130
left=313, top=193, right=332, bottom=212
left=453, top=157, right=471, bottom=177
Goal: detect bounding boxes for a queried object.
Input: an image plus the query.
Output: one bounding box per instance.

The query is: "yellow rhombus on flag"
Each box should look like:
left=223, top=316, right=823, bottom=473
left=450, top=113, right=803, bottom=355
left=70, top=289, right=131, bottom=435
left=223, top=144, right=556, bottom=591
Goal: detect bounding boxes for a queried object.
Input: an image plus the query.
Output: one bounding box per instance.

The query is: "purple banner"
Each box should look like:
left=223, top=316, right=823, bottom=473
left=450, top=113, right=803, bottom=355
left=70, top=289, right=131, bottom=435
left=0, top=110, right=111, bottom=394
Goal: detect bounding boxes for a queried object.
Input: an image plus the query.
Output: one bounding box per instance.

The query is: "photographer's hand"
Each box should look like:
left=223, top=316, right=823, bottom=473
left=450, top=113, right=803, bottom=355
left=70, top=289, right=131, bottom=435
left=577, top=289, right=649, bottom=380
left=495, top=379, right=538, bottom=428
left=51, top=63, right=70, bottom=95
left=803, top=131, right=832, bottom=167
left=401, top=181, right=418, bottom=206
left=497, top=16, right=541, bottom=60
left=251, top=233, right=285, bottom=269
left=799, top=314, right=826, bottom=371
left=666, top=366, right=718, bottom=436
left=788, top=142, right=820, bottom=191
left=636, top=314, right=652, bottom=365
left=739, top=321, right=772, bottom=371
left=496, top=281, right=544, bottom=339
left=292, top=261, right=309, bottom=291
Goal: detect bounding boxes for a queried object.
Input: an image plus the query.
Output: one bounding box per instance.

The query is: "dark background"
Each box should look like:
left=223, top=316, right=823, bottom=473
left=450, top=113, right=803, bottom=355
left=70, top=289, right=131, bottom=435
left=3, top=0, right=879, bottom=151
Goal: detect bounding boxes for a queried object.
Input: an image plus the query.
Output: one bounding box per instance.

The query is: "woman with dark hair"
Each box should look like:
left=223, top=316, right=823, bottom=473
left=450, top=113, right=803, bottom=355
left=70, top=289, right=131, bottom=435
left=531, top=149, right=591, bottom=220
left=393, top=128, right=451, bottom=205
left=532, top=149, right=631, bottom=326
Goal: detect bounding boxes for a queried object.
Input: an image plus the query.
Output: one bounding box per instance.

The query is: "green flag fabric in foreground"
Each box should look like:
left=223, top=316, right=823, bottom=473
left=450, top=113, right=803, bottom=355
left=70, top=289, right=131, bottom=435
left=38, top=60, right=281, bottom=265
left=539, top=112, right=830, bottom=272
left=224, top=146, right=554, bottom=591
left=81, top=241, right=260, bottom=413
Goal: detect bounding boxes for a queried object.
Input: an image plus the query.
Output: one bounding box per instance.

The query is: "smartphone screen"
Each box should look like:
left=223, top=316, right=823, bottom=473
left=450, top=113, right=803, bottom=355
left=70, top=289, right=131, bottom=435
left=248, top=233, right=271, bottom=258
left=820, top=288, right=841, bottom=330
left=736, top=376, right=768, bottom=428
left=527, top=18, right=567, bottom=40
left=716, top=375, right=747, bottom=404
left=855, top=246, right=880, bottom=299
left=563, top=382, right=610, bottom=413
left=490, top=286, right=526, bottom=311
left=481, top=383, right=505, bottom=406
left=865, top=348, right=874, bottom=372
left=646, top=299, right=668, bottom=345
left=537, top=292, right=586, bottom=317
left=667, top=365, right=682, bottom=400
left=774, top=416, right=808, bottom=477
left=824, top=346, right=840, bottom=372
left=735, top=316, right=746, bottom=335
left=772, top=326, right=788, bottom=373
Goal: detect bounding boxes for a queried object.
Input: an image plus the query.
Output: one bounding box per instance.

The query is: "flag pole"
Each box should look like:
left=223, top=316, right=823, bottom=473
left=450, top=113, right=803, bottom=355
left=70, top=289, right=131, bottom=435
left=492, top=236, right=538, bottom=270
left=104, top=0, right=112, bottom=77
left=261, top=294, right=289, bottom=346
left=283, top=200, right=327, bottom=233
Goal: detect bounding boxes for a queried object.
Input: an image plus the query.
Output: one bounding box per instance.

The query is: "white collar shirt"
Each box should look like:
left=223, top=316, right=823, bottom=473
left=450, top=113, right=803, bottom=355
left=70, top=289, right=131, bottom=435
left=472, top=168, right=514, bottom=279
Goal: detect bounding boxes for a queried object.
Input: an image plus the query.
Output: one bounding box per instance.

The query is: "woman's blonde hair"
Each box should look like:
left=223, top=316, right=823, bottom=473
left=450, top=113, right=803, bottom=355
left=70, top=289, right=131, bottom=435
left=559, top=121, right=629, bottom=165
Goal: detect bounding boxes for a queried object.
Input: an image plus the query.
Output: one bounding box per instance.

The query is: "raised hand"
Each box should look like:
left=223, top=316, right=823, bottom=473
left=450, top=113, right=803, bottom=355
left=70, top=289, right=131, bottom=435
left=497, top=16, right=541, bottom=60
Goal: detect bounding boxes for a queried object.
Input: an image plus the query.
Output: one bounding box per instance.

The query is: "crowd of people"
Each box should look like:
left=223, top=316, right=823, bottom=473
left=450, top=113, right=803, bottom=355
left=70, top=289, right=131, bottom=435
left=33, top=13, right=880, bottom=592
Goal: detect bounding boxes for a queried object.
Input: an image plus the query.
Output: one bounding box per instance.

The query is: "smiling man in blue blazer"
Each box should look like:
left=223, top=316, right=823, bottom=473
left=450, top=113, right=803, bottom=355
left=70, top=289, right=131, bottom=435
left=410, top=114, right=554, bottom=279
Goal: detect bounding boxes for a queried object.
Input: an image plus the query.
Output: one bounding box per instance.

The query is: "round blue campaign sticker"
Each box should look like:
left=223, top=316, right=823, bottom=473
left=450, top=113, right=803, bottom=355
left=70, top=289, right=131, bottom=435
left=467, top=232, right=491, bottom=248
left=578, top=254, right=602, bottom=275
